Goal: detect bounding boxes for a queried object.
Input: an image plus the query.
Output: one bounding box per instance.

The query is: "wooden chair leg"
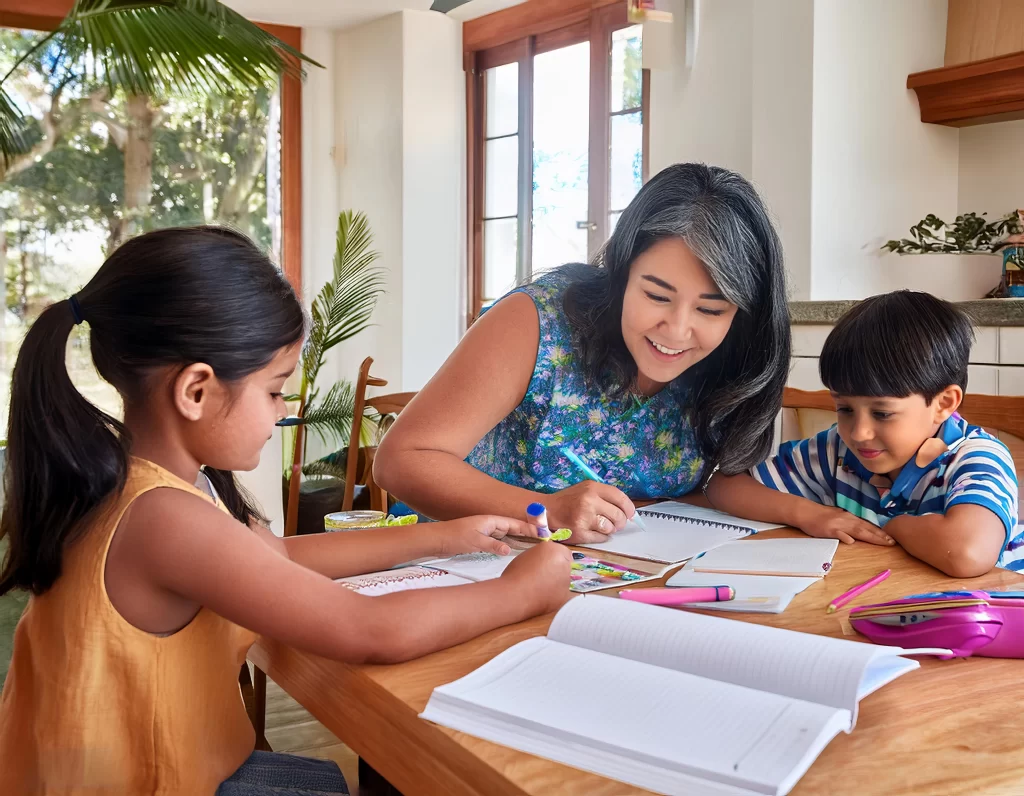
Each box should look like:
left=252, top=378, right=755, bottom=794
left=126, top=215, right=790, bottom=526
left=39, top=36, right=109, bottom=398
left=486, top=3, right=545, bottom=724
left=253, top=665, right=271, bottom=751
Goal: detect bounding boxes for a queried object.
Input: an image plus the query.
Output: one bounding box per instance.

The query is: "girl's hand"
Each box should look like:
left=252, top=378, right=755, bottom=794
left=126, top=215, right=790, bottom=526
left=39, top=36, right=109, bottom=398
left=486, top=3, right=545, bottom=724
left=501, top=542, right=573, bottom=614
left=797, top=505, right=895, bottom=546
left=430, top=515, right=541, bottom=557
left=545, top=481, right=638, bottom=544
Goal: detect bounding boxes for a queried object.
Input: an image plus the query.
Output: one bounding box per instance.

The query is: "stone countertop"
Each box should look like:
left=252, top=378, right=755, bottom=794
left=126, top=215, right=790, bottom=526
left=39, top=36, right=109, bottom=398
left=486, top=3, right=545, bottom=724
left=791, top=299, right=1024, bottom=327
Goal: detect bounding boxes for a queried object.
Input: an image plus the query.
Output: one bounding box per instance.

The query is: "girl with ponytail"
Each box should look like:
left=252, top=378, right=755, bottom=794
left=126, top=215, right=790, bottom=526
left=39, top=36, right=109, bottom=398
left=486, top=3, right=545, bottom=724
left=0, top=226, right=569, bottom=795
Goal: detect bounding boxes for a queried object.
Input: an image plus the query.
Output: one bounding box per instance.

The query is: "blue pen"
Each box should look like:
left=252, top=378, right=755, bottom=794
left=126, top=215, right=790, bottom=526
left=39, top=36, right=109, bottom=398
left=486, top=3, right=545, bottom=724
left=559, top=446, right=648, bottom=530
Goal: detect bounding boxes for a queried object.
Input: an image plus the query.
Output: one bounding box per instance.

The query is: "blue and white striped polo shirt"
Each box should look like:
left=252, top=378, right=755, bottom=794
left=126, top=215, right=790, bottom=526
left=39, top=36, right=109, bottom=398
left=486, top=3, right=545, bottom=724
left=752, top=415, right=1022, bottom=570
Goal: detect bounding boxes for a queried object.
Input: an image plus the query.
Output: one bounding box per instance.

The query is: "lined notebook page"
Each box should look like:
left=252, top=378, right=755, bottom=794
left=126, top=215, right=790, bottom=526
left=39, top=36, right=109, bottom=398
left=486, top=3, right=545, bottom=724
left=691, top=538, right=840, bottom=577
left=581, top=520, right=748, bottom=563
left=421, top=551, right=520, bottom=581
left=423, top=637, right=848, bottom=795
left=549, top=597, right=916, bottom=722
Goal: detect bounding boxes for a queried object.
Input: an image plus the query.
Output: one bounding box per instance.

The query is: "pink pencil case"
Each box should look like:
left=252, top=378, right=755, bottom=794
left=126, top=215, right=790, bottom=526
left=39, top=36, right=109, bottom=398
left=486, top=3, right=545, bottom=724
left=849, top=590, right=1024, bottom=659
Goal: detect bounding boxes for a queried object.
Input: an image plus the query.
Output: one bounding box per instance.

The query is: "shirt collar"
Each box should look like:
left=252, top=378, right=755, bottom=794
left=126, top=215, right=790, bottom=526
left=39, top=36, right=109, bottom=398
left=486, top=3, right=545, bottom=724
left=884, top=414, right=969, bottom=504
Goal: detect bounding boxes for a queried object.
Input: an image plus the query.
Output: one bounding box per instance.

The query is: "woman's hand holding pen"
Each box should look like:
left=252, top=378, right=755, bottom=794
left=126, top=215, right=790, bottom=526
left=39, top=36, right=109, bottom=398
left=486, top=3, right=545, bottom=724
left=546, top=481, right=637, bottom=544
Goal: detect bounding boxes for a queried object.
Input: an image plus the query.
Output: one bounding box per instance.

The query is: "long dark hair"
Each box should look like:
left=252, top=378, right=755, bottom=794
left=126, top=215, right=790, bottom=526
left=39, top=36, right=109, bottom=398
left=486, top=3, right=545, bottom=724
left=0, top=226, right=304, bottom=595
left=561, top=163, right=790, bottom=475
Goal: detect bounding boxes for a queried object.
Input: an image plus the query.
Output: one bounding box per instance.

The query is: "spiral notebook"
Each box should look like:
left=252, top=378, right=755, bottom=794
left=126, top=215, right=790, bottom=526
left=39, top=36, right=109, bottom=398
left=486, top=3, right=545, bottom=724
left=581, top=501, right=783, bottom=564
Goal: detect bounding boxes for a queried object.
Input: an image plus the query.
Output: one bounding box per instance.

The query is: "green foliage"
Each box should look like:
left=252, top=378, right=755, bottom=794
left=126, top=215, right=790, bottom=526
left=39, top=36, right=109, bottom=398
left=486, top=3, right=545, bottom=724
left=285, top=210, right=386, bottom=480
left=883, top=211, right=1024, bottom=258
left=303, top=212, right=386, bottom=390
left=0, top=0, right=320, bottom=167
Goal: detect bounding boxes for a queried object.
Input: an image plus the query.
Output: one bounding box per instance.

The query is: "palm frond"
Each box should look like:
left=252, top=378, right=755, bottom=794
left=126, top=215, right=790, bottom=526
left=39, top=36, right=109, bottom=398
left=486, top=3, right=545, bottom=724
left=300, top=381, right=356, bottom=449
left=68, top=0, right=318, bottom=96
left=0, top=0, right=321, bottom=164
left=303, top=210, right=386, bottom=386
left=301, top=458, right=349, bottom=480
left=0, top=89, right=34, bottom=170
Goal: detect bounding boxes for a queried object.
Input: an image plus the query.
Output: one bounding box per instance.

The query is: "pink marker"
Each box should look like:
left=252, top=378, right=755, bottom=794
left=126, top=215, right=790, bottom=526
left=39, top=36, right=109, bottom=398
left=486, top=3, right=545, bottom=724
left=619, top=586, right=735, bottom=606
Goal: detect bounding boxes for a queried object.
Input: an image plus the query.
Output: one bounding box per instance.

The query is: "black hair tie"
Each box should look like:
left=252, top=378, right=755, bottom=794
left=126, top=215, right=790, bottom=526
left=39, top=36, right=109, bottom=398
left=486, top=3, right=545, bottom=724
left=69, top=295, right=84, bottom=326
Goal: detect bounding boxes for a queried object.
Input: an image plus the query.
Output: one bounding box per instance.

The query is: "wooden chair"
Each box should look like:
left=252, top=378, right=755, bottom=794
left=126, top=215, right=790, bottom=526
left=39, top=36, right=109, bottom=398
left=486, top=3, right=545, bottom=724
left=343, top=357, right=416, bottom=513
left=782, top=388, right=1024, bottom=479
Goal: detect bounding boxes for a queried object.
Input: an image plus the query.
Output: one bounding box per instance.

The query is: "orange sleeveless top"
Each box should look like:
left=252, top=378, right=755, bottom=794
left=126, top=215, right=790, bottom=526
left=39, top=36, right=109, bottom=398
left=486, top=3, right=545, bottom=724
left=0, top=459, right=257, bottom=795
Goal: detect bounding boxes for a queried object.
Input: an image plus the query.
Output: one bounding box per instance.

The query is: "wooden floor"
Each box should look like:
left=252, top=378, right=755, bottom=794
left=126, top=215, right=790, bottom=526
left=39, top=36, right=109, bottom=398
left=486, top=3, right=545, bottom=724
left=265, top=676, right=361, bottom=792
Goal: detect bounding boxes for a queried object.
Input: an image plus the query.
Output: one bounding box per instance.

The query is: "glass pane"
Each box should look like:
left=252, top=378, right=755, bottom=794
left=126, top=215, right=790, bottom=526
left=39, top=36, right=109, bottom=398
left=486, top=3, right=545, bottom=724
left=483, top=218, right=518, bottom=300
left=532, top=41, right=590, bottom=274
left=610, top=25, right=643, bottom=113
left=610, top=111, right=643, bottom=211
left=484, top=135, right=519, bottom=219
left=0, top=28, right=282, bottom=426
left=485, top=62, right=519, bottom=138
left=609, top=211, right=622, bottom=234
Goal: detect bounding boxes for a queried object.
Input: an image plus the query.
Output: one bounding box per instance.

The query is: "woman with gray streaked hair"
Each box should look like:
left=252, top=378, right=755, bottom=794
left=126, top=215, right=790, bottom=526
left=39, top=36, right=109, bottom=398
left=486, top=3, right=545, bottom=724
left=375, top=163, right=791, bottom=543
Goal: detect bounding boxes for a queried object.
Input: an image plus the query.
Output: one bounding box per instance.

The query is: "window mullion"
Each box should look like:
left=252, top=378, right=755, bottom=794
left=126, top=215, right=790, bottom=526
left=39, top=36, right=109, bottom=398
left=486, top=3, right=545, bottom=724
left=516, top=39, right=535, bottom=285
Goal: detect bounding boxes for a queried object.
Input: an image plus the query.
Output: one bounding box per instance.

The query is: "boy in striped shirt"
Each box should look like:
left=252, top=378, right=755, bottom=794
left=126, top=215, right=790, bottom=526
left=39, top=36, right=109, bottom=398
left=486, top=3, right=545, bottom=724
left=706, top=291, right=1020, bottom=577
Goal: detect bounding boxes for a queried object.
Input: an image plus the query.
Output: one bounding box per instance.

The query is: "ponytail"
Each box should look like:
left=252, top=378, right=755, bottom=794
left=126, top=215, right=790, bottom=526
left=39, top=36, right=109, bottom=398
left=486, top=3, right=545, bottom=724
left=0, top=226, right=304, bottom=596
left=0, top=299, right=129, bottom=595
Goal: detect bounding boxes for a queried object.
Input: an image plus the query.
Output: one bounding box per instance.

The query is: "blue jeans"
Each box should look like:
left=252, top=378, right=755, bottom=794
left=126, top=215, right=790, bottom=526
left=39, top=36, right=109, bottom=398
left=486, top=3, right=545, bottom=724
left=216, top=751, right=349, bottom=795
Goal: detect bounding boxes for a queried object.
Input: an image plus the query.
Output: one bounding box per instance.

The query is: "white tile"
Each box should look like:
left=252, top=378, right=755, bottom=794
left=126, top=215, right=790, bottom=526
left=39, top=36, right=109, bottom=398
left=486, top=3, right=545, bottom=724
left=971, top=327, right=999, bottom=364
left=967, top=365, right=998, bottom=396
left=787, top=357, right=824, bottom=391
left=999, top=328, right=1024, bottom=365
left=998, top=366, right=1024, bottom=396
left=791, top=325, right=833, bottom=358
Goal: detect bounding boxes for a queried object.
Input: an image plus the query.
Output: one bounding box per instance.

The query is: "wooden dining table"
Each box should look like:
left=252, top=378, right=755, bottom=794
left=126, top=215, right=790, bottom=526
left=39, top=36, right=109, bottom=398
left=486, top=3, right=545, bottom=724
left=249, top=529, right=1024, bottom=795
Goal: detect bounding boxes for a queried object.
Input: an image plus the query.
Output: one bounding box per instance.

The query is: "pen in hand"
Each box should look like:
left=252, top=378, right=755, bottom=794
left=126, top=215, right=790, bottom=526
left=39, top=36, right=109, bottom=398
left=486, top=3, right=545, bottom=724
left=559, top=446, right=648, bottom=530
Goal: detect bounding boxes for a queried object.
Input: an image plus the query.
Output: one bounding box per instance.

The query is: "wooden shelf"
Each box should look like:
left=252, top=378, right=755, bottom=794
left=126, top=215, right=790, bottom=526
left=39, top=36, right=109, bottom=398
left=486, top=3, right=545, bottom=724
left=908, top=51, right=1024, bottom=127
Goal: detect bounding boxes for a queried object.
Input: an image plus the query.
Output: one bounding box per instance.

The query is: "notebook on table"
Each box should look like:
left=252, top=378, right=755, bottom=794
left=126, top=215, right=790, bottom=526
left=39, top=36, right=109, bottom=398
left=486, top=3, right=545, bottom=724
left=336, top=566, right=470, bottom=595
left=421, top=596, right=946, bottom=796
left=419, top=551, right=667, bottom=593
left=688, top=537, right=840, bottom=578
left=581, top=501, right=784, bottom=564
left=665, top=569, right=820, bottom=614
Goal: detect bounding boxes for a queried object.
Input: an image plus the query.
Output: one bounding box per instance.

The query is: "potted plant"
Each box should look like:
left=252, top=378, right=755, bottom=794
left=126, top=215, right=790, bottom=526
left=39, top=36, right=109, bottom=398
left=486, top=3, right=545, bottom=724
left=281, top=210, right=385, bottom=535
left=883, top=210, right=1024, bottom=297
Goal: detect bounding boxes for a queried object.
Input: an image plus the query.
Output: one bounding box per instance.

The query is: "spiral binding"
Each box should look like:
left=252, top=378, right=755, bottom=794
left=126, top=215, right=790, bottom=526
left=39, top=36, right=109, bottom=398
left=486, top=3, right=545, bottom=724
left=635, top=510, right=755, bottom=535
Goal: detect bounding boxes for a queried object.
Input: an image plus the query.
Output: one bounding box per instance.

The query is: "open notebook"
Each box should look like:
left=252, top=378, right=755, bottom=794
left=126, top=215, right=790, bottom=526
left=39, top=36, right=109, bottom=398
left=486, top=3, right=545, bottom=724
left=689, top=538, right=840, bottom=577
left=421, top=597, right=946, bottom=796
left=581, top=501, right=784, bottom=564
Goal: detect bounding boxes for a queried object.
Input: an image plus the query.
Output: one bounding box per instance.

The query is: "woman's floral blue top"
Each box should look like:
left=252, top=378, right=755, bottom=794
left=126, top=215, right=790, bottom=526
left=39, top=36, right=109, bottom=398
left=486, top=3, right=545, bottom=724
left=466, top=269, right=705, bottom=498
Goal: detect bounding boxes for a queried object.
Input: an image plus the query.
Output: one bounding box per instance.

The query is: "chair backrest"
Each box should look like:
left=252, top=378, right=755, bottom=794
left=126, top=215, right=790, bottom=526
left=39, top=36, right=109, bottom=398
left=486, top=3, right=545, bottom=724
left=342, top=357, right=416, bottom=512
left=781, top=388, right=1024, bottom=479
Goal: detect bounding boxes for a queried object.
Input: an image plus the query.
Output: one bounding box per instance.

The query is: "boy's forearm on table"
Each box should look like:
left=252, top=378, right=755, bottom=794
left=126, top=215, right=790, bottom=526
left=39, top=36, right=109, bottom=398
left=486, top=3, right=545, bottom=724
left=884, top=513, right=996, bottom=578
left=706, top=473, right=818, bottom=528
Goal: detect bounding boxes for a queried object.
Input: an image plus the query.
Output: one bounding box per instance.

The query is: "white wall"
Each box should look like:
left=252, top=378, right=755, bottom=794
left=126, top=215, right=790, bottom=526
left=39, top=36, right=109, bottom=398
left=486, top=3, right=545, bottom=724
left=401, top=11, right=465, bottom=389
left=953, top=120, right=1024, bottom=297
left=751, top=0, right=814, bottom=300
left=646, top=0, right=1004, bottom=302
left=648, top=0, right=754, bottom=177
left=809, top=0, right=960, bottom=300
left=959, top=120, right=1024, bottom=217
left=333, top=11, right=464, bottom=395
left=335, top=14, right=407, bottom=392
